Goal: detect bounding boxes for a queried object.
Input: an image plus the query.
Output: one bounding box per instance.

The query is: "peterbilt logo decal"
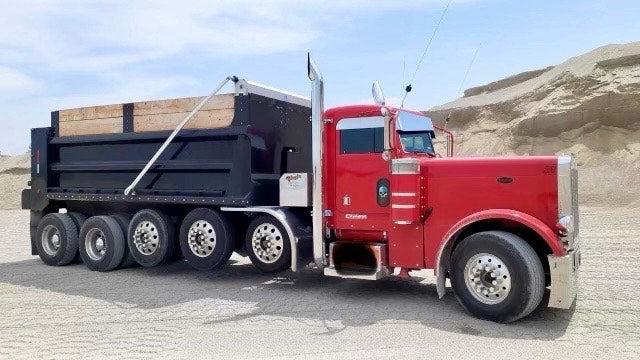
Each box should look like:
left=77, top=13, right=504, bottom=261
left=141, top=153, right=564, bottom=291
left=345, top=214, right=367, bottom=220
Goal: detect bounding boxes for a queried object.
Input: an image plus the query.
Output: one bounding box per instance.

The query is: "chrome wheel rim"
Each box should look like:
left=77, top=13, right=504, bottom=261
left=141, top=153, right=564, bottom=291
left=188, top=221, right=216, bottom=258
left=85, top=228, right=108, bottom=261
left=251, top=223, right=283, bottom=264
left=41, top=225, right=61, bottom=256
left=464, top=253, right=512, bottom=304
left=132, top=221, right=160, bottom=255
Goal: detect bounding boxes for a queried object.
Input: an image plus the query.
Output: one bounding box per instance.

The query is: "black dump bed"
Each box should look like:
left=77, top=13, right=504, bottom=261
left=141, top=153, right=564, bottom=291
left=24, top=86, right=311, bottom=211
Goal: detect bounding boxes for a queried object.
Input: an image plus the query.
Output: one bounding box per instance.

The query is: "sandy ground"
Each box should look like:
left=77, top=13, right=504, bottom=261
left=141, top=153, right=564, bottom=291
left=0, top=207, right=638, bottom=359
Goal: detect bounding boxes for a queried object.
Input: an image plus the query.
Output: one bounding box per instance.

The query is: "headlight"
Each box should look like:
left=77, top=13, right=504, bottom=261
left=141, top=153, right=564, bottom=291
left=556, top=215, right=574, bottom=237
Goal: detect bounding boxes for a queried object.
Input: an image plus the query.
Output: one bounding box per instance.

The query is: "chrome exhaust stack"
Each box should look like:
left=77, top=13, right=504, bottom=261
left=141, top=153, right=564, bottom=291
left=307, top=54, right=325, bottom=267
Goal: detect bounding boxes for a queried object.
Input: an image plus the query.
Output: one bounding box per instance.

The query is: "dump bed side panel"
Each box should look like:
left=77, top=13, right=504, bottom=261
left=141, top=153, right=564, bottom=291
left=28, top=92, right=311, bottom=211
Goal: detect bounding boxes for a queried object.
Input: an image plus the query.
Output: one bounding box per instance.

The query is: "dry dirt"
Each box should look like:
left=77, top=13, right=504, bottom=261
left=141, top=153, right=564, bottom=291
left=0, top=207, right=639, bottom=359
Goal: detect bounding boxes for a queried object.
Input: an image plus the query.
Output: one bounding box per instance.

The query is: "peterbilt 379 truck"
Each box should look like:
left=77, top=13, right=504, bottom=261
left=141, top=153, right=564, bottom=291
left=21, top=56, right=580, bottom=322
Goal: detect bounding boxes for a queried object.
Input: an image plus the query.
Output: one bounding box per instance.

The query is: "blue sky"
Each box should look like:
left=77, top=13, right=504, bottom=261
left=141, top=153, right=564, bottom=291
left=1, top=0, right=639, bottom=154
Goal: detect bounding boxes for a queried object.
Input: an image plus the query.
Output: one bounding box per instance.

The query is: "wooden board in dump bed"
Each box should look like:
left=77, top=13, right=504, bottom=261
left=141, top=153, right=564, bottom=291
left=56, top=93, right=235, bottom=136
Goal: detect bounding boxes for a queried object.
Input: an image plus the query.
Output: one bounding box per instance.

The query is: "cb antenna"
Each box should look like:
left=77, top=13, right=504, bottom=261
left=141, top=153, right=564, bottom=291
left=401, top=0, right=453, bottom=108
left=444, top=42, right=482, bottom=131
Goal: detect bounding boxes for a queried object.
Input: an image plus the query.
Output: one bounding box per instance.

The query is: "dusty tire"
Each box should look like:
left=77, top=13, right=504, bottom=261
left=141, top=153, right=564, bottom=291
left=179, top=208, right=234, bottom=270
left=450, top=230, right=545, bottom=323
left=35, top=213, right=79, bottom=266
left=245, top=215, right=291, bottom=273
left=79, top=216, right=126, bottom=272
left=112, top=214, right=137, bottom=268
left=67, top=212, right=87, bottom=264
left=127, top=209, right=176, bottom=267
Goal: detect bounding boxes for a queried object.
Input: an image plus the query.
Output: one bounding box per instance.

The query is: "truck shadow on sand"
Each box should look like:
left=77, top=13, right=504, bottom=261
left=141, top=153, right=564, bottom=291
left=0, top=258, right=574, bottom=340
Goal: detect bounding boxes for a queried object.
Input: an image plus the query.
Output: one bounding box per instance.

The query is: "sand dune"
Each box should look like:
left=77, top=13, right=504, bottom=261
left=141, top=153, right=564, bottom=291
left=0, top=153, right=30, bottom=209
left=427, top=42, right=640, bottom=206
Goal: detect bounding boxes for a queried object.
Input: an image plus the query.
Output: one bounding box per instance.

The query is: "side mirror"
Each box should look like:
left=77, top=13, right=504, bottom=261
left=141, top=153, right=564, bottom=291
left=372, top=81, right=385, bottom=106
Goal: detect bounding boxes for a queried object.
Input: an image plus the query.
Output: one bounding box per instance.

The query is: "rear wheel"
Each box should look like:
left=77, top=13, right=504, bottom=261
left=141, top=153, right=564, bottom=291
left=127, top=209, right=176, bottom=267
left=245, top=215, right=291, bottom=273
left=112, top=214, right=137, bottom=268
left=35, top=213, right=79, bottom=266
left=79, top=216, right=126, bottom=272
left=179, top=208, right=234, bottom=270
left=450, top=230, right=545, bottom=323
left=66, top=212, right=86, bottom=264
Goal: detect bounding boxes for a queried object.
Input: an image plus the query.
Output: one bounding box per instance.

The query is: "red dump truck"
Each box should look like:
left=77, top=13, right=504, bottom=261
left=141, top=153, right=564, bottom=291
left=22, top=55, right=580, bottom=322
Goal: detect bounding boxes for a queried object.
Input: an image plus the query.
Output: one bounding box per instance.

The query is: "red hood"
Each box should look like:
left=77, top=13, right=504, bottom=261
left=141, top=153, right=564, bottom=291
left=419, top=155, right=559, bottom=232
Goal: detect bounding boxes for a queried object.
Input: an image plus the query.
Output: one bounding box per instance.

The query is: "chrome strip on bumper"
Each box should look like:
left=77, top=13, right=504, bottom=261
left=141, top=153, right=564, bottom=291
left=547, top=240, right=581, bottom=309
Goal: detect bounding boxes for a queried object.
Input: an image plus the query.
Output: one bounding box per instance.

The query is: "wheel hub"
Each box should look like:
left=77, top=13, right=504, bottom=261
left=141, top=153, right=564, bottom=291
left=252, top=223, right=283, bottom=264
left=41, top=225, right=62, bottom=256
left=85, top=228, right=108, bottom=261
left=188, top=221, right=216, bottom=258
left=133, top=221, right=160, bottom=255
left=464, top=253, right=512, bottom=304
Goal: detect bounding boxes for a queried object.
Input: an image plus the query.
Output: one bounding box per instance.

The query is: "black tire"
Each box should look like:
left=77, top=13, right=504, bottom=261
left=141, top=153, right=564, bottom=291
left=245, top=215, right=291, bottom=273
left=450, top=230, right=545, bottom=323
left=67, top=212, right=87, bottom=264
left=112, top=214, right=137, bottom=268
left=179, top=208, right=234, bottom=270
left=127, top=209, right=176, bottom=267
left=79, top=216, right=126, bottom=272
left=35, top=213, right=79, bottom=266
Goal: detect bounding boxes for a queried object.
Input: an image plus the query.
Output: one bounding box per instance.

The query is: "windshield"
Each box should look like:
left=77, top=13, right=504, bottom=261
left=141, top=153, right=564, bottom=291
left=399, top=132, right=435, bottom=154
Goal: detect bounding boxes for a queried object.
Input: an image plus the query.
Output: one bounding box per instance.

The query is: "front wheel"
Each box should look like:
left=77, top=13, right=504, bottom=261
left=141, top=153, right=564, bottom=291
left=245, top=215, right=291, bottom=273
left=450, top=230, right=544, bottom=323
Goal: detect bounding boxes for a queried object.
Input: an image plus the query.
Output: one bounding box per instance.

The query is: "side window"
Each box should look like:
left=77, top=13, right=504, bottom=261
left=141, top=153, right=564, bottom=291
left=340, top=128, right=374, bottom=154
left=337, top=116, right=385, bottom=154
left=374, top=127, right=384, bottom=153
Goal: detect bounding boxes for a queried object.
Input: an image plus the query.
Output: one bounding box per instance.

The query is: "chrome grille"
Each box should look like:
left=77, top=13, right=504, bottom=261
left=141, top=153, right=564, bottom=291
left=557, top=155, right=578, bottom=250
left=571, top=167, right=579, bottom=239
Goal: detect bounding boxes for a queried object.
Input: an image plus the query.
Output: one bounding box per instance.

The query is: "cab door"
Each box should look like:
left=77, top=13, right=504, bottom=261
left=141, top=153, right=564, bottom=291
left=334, top=116, right=390, bottom=232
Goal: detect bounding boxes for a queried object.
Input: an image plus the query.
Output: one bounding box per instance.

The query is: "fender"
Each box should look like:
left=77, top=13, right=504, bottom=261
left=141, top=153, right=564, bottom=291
left=434, top=209, right=563, bottom=298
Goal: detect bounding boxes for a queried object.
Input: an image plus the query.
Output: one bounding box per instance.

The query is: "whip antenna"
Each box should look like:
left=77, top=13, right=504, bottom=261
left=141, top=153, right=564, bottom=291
left=444, top=42, right=481, bottom=131
left=401, top=0, right=453, bottom=108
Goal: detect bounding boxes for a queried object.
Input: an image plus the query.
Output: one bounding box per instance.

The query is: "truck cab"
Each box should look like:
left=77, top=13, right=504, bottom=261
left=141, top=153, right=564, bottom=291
left=308, top=56, right=580, bottom=322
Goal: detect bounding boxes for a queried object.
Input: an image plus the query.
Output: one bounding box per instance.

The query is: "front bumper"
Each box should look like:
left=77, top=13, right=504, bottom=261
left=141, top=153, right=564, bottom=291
left=547, top=241, right=581, bottom=309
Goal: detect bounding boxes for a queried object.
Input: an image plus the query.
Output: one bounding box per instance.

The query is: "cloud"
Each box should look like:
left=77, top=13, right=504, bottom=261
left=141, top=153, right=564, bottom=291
left=0, top=1, right=318, bottom=72
left=0, top=66, right=42, bottom=95
left=0, top=0, right=473, bottom=72
left=45, top=73, right=202, bottom=110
